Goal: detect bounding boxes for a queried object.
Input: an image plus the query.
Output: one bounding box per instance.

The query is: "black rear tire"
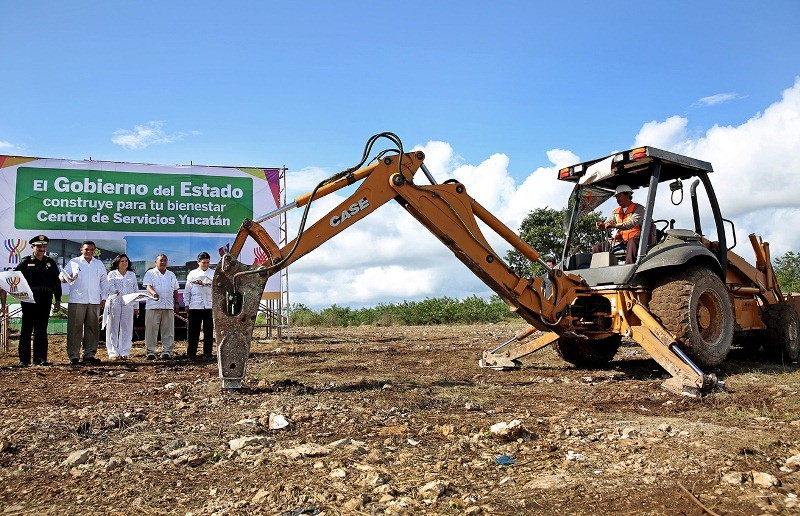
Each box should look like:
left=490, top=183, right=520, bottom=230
left=552, top=335, right=621, bottom=368
left=649, top=266, right=733, bottom=368
left=761, top=304, right=800, bottom=362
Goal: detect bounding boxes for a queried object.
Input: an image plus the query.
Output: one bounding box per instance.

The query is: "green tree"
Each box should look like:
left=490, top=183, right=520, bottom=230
left=775, top=251, right=800, bottom=293
left=505, top=206, right=603, bottom=277
left=288, top=303, right=321, bottom=326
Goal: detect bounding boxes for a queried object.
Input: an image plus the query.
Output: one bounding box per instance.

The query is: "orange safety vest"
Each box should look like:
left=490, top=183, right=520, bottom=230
left=613, top=203, right=642, bottom=242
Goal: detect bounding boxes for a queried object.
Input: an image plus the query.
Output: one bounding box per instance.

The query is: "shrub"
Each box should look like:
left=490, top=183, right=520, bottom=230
left=289, top=295, right=518, bottom=327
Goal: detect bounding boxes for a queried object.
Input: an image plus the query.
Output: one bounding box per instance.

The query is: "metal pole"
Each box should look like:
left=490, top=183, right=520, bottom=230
left=254, top=201, right=298, bottom=224
left=488, top=335, right=517, bottom=355
left=420, top=163, right=437, bottom=185
left=280, top=166, right=291, bottom=342
left=669, top=343, right=705, bottom=377
left=637, top=163, right=660, bottom=263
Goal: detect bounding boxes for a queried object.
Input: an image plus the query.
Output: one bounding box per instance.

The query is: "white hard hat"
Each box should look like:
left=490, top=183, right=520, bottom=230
left=614, top=184, right=633, bottom=195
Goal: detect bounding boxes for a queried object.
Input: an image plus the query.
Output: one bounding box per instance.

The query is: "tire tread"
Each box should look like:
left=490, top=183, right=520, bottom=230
left=649, top=266, right=733, bottom=368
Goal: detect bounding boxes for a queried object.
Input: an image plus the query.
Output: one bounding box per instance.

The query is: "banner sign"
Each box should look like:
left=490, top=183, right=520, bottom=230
left=0, top=271, right=36, bottom=303
left=0, top=155, right=282, bottom=294
left=15, top=167, right=253, bottom=233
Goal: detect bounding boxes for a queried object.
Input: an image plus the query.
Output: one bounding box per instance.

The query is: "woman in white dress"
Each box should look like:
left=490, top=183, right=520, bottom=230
left=106, top=254, right=138, bottom=360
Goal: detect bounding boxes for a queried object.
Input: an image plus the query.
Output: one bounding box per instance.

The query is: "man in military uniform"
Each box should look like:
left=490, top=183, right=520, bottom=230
left=15, top=235, right=62, bottom=366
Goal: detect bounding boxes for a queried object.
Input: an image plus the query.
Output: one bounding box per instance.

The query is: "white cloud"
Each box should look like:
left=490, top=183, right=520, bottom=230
left=284, top=140, right=576, bottom=309
left=411, top=140, right=462, bottom=182
left=632, top=77, right=800, bottom=255
left=634, top=115, right=688, bottom=149
left=695, top=92, right=744, bottom=107
left=111, top=121, right=199, bottom=150
left=284, top=78, right=800, bottom=308
left=0, top=140, right=15, bottom=151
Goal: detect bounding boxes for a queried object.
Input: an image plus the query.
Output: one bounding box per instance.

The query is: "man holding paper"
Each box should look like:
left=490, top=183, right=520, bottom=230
left=143, top=254, right=180, bottom=360
left=184, top=251, right=215, bottom=359
left=11, top=235, right=61, bottom=366
left=64, top=241, right=108, bottom=366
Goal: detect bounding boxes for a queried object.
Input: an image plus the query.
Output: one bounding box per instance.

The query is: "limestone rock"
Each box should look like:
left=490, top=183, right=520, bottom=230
left=342, top=497, right=363, bottom=511
left=228, top=436, right=269, bottom=451
left=751, top=471, right=781, bottom=488
left=565, top=450, right=585, bottom=461
left=489, top=420, right=522, bottom=439
left=418, top=481, right=447, bottom=498
left=168, top=445, right=198, bottom=459
left=721, top=471, right=746, bottom=485
left=62, top=449, right=92, bottom=467
left=252, top=489, right=269, bottom=503
left=233, top=418, right=259, bottom=432
left=785, top=453, right=800, bottom=468
left=329, top=438, right=351, bottom=448
left=268, top=414, right=289, bottom=430
left=274, top=443, right=330, bottom=459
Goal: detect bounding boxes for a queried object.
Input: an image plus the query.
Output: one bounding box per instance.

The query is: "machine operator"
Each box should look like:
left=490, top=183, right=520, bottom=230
left=592, top=184, right=645, bottom=264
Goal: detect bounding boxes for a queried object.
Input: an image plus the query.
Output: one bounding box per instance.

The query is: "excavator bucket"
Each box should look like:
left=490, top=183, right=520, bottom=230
left=212, top=253, right=270, bottom=389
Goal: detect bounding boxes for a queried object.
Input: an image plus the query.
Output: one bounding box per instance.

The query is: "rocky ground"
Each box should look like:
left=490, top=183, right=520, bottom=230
left=0, top=323, right=799, bottom=515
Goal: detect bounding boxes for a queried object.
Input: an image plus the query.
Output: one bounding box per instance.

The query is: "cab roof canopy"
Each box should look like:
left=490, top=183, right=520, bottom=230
left=557, top=146, right=713, bottom=191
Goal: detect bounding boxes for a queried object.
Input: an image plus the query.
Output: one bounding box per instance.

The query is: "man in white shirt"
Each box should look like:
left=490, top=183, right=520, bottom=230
left=184, top=251, right=215, bottom=359
left=143, top=254, right=180, bottom=360
left=64, top=241, right=108, bottom=365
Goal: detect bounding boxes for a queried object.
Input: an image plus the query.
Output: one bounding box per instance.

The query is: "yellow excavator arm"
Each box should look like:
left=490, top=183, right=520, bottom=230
left=212, top=135, right=585, bottom=388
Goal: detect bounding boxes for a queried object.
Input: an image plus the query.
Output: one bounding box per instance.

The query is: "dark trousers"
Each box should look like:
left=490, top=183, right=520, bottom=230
left=19, top=295, right=52, bottom=364
left=187, top=308, right=214, bottom=356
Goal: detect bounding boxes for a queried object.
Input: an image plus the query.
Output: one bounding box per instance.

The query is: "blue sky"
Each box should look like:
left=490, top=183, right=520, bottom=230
left=1, top=2, right=797, bottom=174
left=2, top=2, right=800, bottom=307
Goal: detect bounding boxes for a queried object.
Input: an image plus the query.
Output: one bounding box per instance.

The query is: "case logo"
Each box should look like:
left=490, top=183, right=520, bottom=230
left=330, top=197, right=369, bottom=227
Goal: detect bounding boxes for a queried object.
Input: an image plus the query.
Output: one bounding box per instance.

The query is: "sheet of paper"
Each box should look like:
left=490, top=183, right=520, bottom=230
left=101, top=293, right=118, bottom=330
left=121, top=292, right=157, bottom=306
left=59, top=270, right=77, bottom=285
left=192, top=276, right=213, bottom=286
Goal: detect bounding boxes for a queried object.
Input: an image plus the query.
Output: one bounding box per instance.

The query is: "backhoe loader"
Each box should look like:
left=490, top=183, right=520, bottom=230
left=211, top=133, right=800, bottom=397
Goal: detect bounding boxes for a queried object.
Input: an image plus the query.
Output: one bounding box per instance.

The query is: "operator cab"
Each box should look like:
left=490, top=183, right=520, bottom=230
left=557, top=147, right=731, bottom=288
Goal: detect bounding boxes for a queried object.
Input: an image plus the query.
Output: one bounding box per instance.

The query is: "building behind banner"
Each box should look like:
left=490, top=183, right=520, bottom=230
left=0, top=154, right=290, bottom=342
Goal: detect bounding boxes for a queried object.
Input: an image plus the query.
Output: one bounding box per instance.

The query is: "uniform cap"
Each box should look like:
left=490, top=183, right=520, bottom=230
left=614, top=184, right=633, bottom=195
left=30, top=235, right=49, bottom=246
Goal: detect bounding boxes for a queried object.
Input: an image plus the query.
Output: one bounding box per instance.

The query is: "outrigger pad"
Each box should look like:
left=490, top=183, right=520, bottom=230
left=212, top=253, right=270, bottom=390
left=661, top=374, right=725, bottom=398
left=478, top=353, right=522, bottom=371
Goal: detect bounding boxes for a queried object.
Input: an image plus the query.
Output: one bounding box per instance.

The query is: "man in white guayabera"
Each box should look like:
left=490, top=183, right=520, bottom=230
left=143, top=254, right=179, bottom=360
left=184, top=251, right=215, bottom=359
left=64, top=241, right=107, bottom=366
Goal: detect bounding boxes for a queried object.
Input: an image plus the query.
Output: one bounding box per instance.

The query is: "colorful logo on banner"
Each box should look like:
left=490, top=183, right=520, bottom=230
left=4, top=239, right=26, bottom=264
left=6, top=276, right=20, bottom=293
left=253, top=247, right=268, bottom=266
